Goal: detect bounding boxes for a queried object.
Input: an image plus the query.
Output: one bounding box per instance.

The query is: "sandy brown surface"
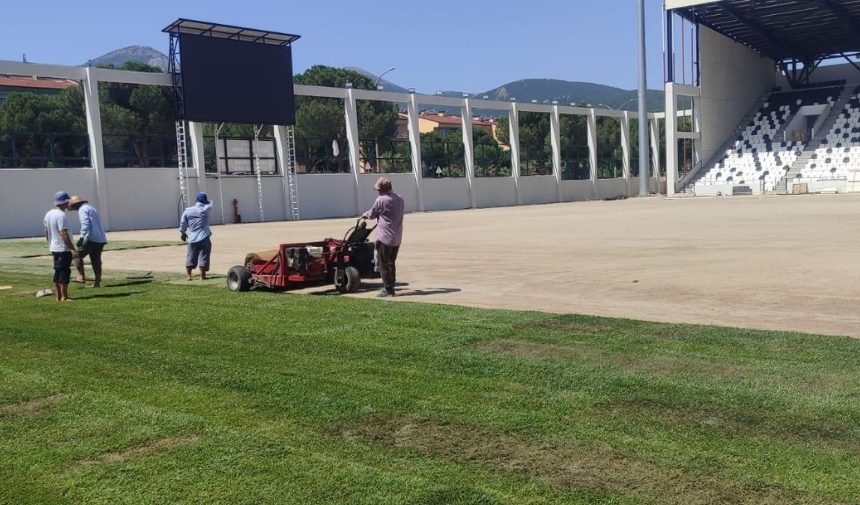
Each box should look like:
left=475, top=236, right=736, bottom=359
left=103, top=194, right=860, bottom=338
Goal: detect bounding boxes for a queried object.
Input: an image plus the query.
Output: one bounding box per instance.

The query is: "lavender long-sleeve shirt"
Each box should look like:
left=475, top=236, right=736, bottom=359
left=363, top=191, right=404, bottom=247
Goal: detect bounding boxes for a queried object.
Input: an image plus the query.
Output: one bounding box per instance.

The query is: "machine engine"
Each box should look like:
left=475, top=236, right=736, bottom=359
left=285, top=246, right=325, bottom=277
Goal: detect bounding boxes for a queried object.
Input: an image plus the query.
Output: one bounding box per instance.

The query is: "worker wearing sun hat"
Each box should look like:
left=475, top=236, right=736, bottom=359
left=68, top=195, right=107, bottom=288
left=43, top=191, right=78, bottom=301
left=179, top=192, right=214, bottom=281
left=360, top=177, right=404, bottom=298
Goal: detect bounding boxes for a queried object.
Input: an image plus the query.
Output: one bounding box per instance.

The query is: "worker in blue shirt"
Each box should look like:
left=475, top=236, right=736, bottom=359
left=69, top=195, right=107, bottom=288
left=179, top=192, right=214, bottom=281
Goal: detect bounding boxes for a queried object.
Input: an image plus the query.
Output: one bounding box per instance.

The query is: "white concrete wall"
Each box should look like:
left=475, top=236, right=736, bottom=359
left=357, top=173, right=420, bottom=214
left=847, top=171, right=860, bottom=193
left=787, top=179, right=848, bottom=194
left=421, top=178, right=472, bottom=211
left=0, top=168, right=96, bottom=238
left=1, top=167, right=643, bottom=238
left=560, top=180, right=596, bottom=201
left=594, top=178, right=629, bottom=200
left=288, top=174, right=358, bottom=220
left=519, top=176, right=559, bottom=205
left=474, top=177, right=517, bottom=208
left=104, top=168, right=183, bottom=231
left=213, top=175, right=290, bottom=224
left=694, top=182, right=763, bottom=196
left=698, top=25, right=775, bottom=164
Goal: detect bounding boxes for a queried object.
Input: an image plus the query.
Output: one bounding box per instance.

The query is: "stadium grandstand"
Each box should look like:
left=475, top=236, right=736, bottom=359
left=663, top=0, right=860, bottom=196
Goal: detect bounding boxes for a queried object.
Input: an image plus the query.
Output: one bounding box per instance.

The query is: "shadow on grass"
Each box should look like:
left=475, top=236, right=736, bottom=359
left=104, top=280, right=153, bottom=288
left=355, top=282, right=464, bottom=298
left=394, top=287, right=461, bottom=297
left=80, top=292, right=143, bottom=299
left=309, top=281, right=415, bottom=297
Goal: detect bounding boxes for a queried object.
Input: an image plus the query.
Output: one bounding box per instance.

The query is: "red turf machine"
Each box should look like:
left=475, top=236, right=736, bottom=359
left=226, top=219, right=379, bottom=293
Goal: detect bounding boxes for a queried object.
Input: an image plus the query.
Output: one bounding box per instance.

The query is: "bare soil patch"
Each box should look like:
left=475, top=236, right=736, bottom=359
left=0, top=394, right=67, bottom=420
left=74, top=435, right=200, bottom=467
left=100, top=194, right=860, bottom=338
left=339, top=415, right=838, bottom=504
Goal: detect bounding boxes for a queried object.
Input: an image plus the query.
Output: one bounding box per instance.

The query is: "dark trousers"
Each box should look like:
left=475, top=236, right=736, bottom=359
left=52, top=251, right=72, bottom=284
left=375, top=241, right=400, bottom=294
left=75, top=241, right=105, bottom=276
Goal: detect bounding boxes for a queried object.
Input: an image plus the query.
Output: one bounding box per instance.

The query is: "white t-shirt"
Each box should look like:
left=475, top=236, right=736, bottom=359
left=44, top=208, right=70, bottom=253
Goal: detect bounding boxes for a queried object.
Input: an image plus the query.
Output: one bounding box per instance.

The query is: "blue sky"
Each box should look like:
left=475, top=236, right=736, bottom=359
left=1, top=0, right=667, bottom=94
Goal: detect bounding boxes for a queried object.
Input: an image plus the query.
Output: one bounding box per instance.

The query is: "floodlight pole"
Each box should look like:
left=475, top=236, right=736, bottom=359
left=637, top=0, right=650, bottom=196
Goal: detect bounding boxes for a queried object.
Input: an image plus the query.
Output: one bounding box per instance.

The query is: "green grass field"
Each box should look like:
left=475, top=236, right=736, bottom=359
left=0, top=238, right=177, bottom=277
left=2, top=257, right=860, bottom=504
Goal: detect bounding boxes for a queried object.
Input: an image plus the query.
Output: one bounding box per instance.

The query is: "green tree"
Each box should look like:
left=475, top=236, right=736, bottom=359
left=596, top=116, right=622, bottom=178
left=98, top=62, right=175, bottom=168
left=420, top=129, right=465, bottom=177
left=0, top=86, right=88, bottom=167
left=519, top=112, right=552, bottom=175
left=473, top=127, right=510, bottom=177
left=559, top=113, right=589, bottom=179
left=496, top=112, right=552, bottom=175
left=293, top=66, right=399, bottom=173
left=629, top=120, right=641, bottom=177
left=495, top=115, right=510, bottom=146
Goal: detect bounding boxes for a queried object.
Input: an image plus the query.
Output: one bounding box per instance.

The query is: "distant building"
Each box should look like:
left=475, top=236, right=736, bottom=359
left=395, top=111, right=499, bottom=139
left=0, top=75, right=79, bottom=105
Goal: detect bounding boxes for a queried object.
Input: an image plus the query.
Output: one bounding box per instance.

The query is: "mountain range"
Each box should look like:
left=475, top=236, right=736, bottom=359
left=85, top=45, right=170, bottom=71
left=346, top=67, right=663, bottom=112
left=85, top=46, right=664, bottom=112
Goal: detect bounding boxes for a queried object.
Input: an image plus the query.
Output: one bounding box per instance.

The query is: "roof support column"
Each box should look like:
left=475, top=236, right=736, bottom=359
left=587, top=108, right=598, bottom=199
left=461, top=98, right=477, bottom=208
left=550, top=104, right=563, bottom=202
left=649, top=116, right=661, bottom=195
left=508, top=103, right=522, bottom=205
left=665, top=83, right=678, bottom=197
left=621, top=111, right=632, bottom=195
left=83, top=67, right=109, bottom=230
left=345, top=88, right=362, bottom=215
left=407, top=93, right=426, bottom=211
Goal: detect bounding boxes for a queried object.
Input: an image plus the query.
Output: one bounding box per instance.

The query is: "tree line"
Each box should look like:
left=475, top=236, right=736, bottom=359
left=0, top=63, right=667, bottom=177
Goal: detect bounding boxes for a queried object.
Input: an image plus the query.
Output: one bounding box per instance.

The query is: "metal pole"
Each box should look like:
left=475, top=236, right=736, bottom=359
left=214, top=123, right=226, bottom=225
left=681, top=16, right=686, bottom=86
left=374, top=67, right=395, bottom=89
left=638, top=0, right=650, bottom=196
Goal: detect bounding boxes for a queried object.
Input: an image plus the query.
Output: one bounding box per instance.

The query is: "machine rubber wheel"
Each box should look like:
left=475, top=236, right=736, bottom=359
left=345, top=266, right=361, bottom=293
left=333, top=266, right=361, bottom=293
left=227, top=265, right=252, bottom=292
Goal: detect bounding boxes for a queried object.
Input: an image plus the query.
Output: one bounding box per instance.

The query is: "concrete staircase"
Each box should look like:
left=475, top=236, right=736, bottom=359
left=680, top=94, right=769, bottom=192
left=775, top=86, right=855, bottom=194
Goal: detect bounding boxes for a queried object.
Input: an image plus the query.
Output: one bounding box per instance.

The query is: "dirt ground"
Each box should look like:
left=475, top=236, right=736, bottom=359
left=103, top=193, right=860, bottom=338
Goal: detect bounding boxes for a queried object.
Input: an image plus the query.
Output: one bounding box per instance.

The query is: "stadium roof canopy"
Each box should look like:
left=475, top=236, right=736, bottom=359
left=666, top=0, right=860, bottom=66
